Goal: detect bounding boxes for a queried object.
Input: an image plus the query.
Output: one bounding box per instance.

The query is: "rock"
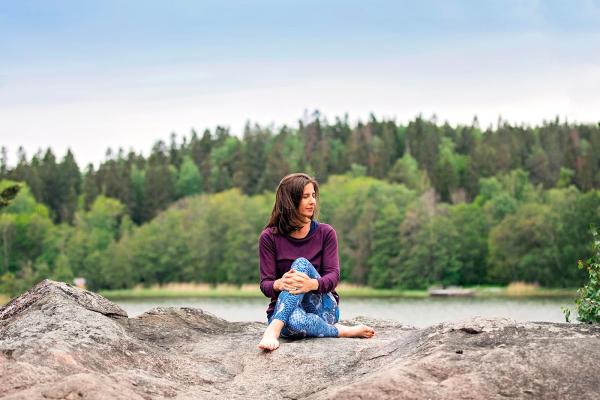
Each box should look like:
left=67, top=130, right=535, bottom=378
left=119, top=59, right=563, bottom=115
left=0, top=280, right=599, bottom=399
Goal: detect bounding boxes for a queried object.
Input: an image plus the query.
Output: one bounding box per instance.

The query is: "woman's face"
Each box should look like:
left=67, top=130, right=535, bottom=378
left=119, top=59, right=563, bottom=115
left=298, top=182, right=317, bottom=221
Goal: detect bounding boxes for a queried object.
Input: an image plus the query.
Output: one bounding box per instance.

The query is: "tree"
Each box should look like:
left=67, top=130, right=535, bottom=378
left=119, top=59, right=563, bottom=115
left=232, top=124, right=270, bottom=195
left=568, top=227, right=600, bottom=323
left=368, top=202, right=402, bottom=288
left=57, top=149, right=81, bottom=223
left=0, top=179, right=56, bottom=297
left=142, top=141, right=176, bottom=221
left=488, top=203, right=555, bottom=285
left=387, top=152, right=429, bottom=193
left=432, top=137, right=467, bottom=202
left=209, top=136, right=239, bottom=193
left=65, top=196, right=125, bottom=290
left=189, top=129, right=213, bottom=193
left=0, top=147, right=7, bottom=179
left=448, top=203, right=490, bottom=285
left=129, top=165, right=145, bottom=224
left=82, top=164, right=99, bottom=211
left=176, top=156, right=202, bottom=198
left=0, top=214, right=15, bottom=275
left=38, top=149, right=61, bottom=222
left=52, top=253, right=74, bottom=283
left=96, top=150, right=132, bottom=216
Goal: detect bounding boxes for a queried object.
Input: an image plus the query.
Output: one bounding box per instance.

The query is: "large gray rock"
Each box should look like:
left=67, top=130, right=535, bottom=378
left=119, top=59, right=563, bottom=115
left=0, top=279, right=599, bottom=399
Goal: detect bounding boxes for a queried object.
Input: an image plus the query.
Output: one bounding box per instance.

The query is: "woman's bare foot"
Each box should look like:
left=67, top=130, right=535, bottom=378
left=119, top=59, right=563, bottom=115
left=335, top=324, right=375, bottom=338
left=258, top=319, right=285, bottom=351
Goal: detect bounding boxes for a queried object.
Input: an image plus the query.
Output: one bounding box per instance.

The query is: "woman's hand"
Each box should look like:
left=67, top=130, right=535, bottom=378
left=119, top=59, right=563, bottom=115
left=283, top=269, right=318, bottom=294
left=274, top=270, right=295, bottom=292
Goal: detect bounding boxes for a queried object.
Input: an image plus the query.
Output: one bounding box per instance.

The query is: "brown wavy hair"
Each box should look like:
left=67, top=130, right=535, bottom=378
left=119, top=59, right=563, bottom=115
left=266, top=173, right=319, bottom=235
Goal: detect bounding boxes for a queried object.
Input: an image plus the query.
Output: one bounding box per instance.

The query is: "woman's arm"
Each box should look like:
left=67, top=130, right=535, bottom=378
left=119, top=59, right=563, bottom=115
left=316, top=227, right=340, bottom=294
left=259, top=231, right=280, bottom=298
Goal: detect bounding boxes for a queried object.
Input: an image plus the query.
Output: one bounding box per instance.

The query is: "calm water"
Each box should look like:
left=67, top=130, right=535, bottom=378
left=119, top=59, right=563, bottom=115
left=115, top=297, right=574, bottom=327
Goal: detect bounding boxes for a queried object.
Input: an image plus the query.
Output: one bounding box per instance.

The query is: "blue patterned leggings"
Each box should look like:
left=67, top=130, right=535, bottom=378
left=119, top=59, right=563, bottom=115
left=268, top=257, right=340, bottom=338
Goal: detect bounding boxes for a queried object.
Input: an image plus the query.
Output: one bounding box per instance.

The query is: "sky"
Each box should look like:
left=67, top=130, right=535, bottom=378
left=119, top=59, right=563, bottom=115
left=1, top=0, right=600, bottom=168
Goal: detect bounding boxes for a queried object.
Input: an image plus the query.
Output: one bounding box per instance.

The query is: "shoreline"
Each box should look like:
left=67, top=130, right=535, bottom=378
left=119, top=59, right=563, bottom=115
left=0, top=284, right=576, bottom=305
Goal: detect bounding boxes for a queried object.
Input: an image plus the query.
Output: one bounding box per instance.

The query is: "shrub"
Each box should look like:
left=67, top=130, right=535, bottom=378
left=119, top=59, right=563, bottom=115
left=566, top=227, right=600, bottom=323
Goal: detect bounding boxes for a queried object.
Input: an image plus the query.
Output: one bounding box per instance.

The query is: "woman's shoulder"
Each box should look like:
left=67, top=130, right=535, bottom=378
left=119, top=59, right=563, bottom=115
left=316, top=223, right=337, bottom=237
left=259, top=227, right=276, bottom=239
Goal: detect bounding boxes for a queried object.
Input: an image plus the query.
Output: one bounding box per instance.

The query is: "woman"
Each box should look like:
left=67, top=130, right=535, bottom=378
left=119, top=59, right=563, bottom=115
left=258, top=173, right=375, bottom=351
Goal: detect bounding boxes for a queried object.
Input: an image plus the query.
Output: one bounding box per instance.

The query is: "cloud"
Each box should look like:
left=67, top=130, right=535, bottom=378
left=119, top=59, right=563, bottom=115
left=1, top=28, right=599, bottom=168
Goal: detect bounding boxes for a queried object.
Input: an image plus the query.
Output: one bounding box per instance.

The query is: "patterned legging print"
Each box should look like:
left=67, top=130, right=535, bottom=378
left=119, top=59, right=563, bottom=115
left=268, top=257, right=340, bottom=338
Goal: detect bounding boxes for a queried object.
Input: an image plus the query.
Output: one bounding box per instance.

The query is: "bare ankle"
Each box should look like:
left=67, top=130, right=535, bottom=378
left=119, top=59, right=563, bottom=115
left=335, top=324, right=348, bottom=337
left=266, top=319, right=285, bottom=338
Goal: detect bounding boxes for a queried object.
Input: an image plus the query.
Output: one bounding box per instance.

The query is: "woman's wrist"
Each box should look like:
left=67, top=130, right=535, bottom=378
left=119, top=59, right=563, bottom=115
left=274, top=278, right=283, bottom=292
left=311, top=278, right=319, bottom=291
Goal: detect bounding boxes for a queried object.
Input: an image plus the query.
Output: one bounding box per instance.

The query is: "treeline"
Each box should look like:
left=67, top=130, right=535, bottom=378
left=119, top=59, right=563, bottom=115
left=1, top=171, right=598, bottom=296
left=2, top=113, right=600, bottom=226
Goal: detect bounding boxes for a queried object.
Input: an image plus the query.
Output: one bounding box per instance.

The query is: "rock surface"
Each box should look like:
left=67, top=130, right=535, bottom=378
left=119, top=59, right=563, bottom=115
left=1, top=280, right=599, bottom=399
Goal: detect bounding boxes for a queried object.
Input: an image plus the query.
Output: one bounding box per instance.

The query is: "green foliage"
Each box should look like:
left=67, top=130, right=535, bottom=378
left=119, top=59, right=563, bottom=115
left=52, top=253, right=74, bottom=283
left=143, top=142, right=176, bottom=221
left=488, top=203, right=555, bottom=284
left=4, top=115, right=600, bottom=294
left=209, top=136, right=239, bottom=192
left=395, top=204, right=461, bottom=289
left=129, top=164, right=145, bottom=224
left=320, top=175, right=416, bottom=285
left=433, top=137, right=467, bottom=202
left=447, top=203, right=490, bottom=284
left=99, top=189, right=272, bottom=289
left=0, top=181, right=55, bottom=283
left=176, top=156, right=202, bottom=198
left=569, top=227, right=600, bottom=323
left=348, top=163, right=367, bottom=177
left=5, top=116, right=600, bottom=225
left=476, top=170, right=539, bottom=222
left=557, top=167, right=575, bottom=188
left=368, top=202, right=403, bottom=288
left=387, top=153, right=430, bottom=193
left=1, top=168, right=599, bottom=296
left=65, top=196, right=126, bottom=290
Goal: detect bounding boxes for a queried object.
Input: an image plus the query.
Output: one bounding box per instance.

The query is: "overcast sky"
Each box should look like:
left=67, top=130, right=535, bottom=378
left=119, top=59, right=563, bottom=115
left=1, top=0, right=599, bottom=168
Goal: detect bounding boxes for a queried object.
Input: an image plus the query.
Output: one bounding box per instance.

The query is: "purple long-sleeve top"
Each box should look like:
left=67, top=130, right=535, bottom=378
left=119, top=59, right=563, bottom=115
left=259, top=222, right=340, bottom=318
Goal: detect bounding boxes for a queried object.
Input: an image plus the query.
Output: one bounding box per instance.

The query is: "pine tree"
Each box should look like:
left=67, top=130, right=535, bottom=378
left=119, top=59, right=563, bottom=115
left=129, top=164, right=145, bottom=224
left=142, top=141, right=176, bottom=221
left=190, top=129, right=213, bottom=193
left=38, top=149, right=62, bottom=222
left=82, top=164, right=99, bottom=210
left=232, top=123, right=270, bottom=195
left=0, top=147, right=7, bottom=179
left=58, top=149, right=81, bottom=223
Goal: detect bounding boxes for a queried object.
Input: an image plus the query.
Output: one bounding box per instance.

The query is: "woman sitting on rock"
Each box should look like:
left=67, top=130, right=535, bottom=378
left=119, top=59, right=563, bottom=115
left=258, top=173, right=375, bottom=351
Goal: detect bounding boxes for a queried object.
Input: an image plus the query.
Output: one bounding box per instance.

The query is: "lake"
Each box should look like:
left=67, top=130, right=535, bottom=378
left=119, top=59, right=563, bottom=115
left=116, top=297, right=575, bottom=327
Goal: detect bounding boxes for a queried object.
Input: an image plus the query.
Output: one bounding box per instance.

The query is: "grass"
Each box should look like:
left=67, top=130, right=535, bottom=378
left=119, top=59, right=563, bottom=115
left=0, top=294, right=8, bottom=305
left=475, top=282, right=576, bottom=298
left=336, top=283, right=428, bottom=298
left=99, top=281, right=576, bottom=301
left=99, top=282, right=429, bottom=300
left=99, top=283, right=264, bottom=300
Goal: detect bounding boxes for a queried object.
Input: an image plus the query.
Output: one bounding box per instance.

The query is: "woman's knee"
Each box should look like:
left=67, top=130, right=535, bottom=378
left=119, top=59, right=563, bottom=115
left=291, top=257, right=313, bottom=273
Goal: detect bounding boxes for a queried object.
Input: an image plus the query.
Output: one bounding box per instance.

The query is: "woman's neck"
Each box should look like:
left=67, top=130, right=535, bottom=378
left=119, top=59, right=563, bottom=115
left=289, top=220, right=311, bottom=239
